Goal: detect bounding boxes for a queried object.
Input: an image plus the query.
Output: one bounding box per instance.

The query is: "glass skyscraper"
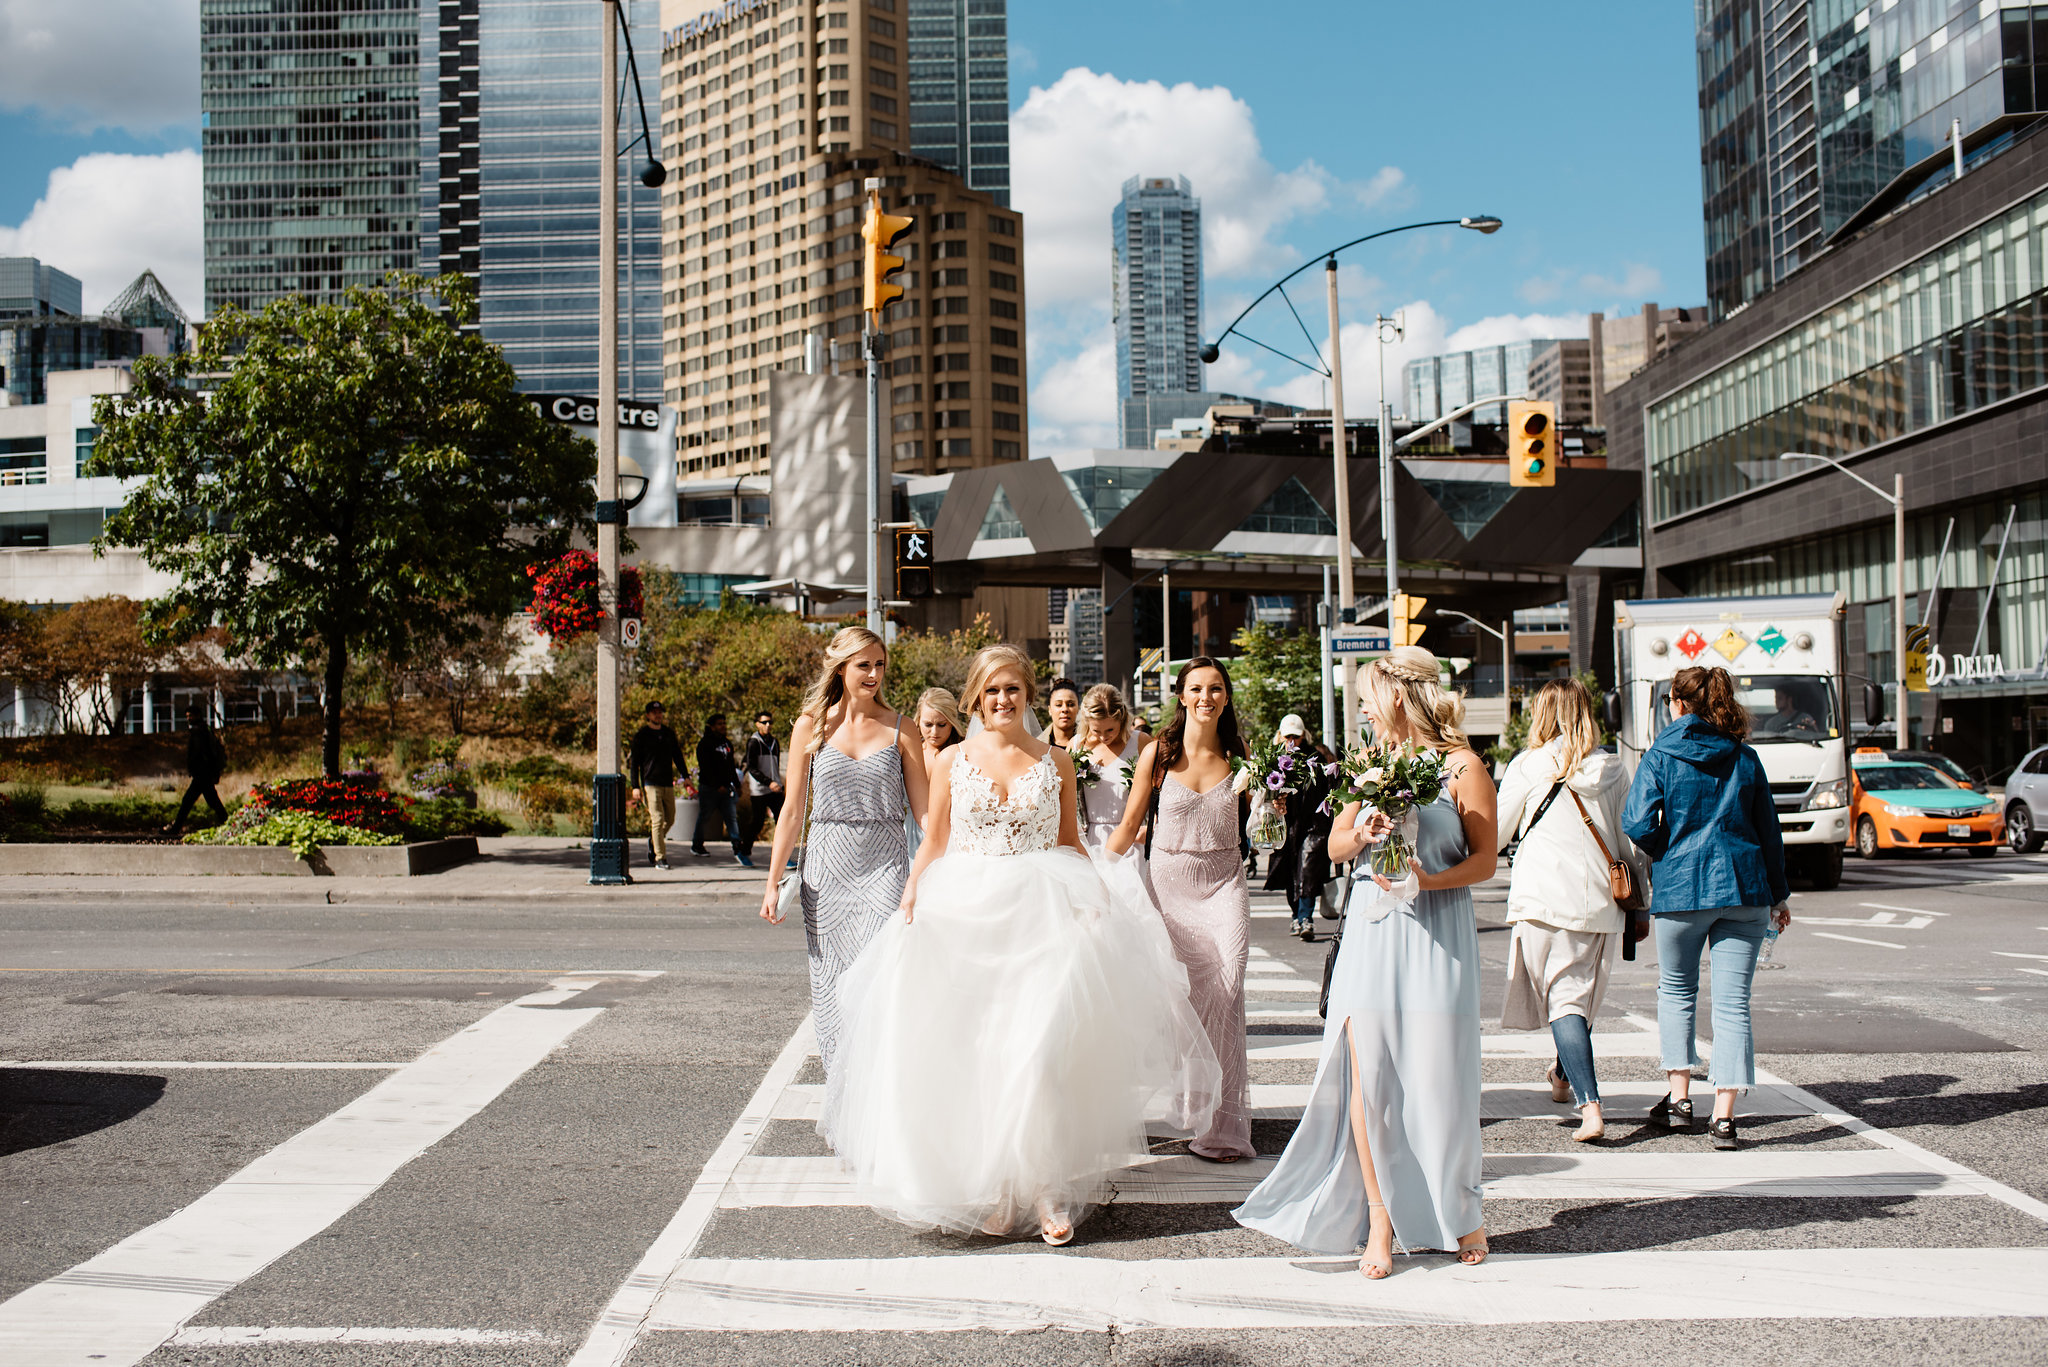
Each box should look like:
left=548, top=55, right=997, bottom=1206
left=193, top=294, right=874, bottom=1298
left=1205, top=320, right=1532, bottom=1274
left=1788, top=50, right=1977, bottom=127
left=201, top=0, right=421, bottom=314
left=419, top=0, right=662, bottom=397
left=1402, top=339, right=1569, bottom=426
left=1112, top=174, right=1202, bottom=400
left=907, top=0, right=1010, bottom=205
left=1701, top=0, right=2048, bottom=319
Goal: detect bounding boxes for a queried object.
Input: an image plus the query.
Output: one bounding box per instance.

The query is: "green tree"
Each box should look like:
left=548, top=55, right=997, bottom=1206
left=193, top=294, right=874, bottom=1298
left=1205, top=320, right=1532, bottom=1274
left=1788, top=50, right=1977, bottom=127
left=90, top=273, right=596, bottom=777
left=884, top=613, right=1004, bottom=713
left=626, top=583, right=826, bottom=745
left=1229, top=622, right=1326, bottom=745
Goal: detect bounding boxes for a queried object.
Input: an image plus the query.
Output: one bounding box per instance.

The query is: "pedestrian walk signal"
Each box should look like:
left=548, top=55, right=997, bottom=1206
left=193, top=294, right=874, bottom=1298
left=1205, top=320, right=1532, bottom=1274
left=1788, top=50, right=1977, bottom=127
left=863, top=193, right=916, bottom=317
left=1507, top=399, right=1557, bottom=487
left=1391, top=593, right=1428, bottom=647
left=894, top=527, right=933, bottom=598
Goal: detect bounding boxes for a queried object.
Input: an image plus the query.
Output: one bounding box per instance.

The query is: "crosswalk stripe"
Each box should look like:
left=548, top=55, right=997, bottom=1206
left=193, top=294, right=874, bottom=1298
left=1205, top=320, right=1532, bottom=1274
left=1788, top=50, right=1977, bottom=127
left=1247, top=1032, right=1669, bottom=1060
left=645, top=1248, right=2048, bottom=1333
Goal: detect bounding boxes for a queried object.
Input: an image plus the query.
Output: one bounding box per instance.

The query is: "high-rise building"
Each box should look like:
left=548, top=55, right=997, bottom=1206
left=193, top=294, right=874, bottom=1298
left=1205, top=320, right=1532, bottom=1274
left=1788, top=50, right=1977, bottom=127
left=1584, top=303, right=1708, bottom=425
left=1112, top=175, right=1202, bottom=400
left=0, top=262, right=187, bottom=408
left=0, top=259, right=82, bottom=320
left=1525, top=340, right=1593, bottom=427
left=658, top=0, right=1027, bottom=479
left=906, top=0, right=1009, bottom=205
left=1699, top=0, right=2048, bottom=319
left=1402, top=338, right=1571, bottom=426
left=419, top=1, right=665, bottom=397
left=201, top=0, right=421, bottom=314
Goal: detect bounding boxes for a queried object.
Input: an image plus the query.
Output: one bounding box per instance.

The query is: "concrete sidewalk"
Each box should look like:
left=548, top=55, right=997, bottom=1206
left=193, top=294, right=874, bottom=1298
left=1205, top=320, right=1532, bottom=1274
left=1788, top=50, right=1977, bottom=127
left=0, top=836, right=777, bottom=905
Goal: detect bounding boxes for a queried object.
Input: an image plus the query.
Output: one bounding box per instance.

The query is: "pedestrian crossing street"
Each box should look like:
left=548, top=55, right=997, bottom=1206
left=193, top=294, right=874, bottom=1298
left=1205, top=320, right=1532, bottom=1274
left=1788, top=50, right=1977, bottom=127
left=570, top=902, right=2048, bottom=1361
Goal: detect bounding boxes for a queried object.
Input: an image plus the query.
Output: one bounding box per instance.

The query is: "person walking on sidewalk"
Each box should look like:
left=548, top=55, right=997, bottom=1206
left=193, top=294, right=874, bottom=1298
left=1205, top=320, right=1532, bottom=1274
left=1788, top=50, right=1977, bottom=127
left=165, top=705, right=228, bottom=836
left=694, top=714, right=749, bottom=866
left=1623, top=665, right=1792, bottom=1151
left=628, top=702, right=691, bottom=869
left=1496, top=678, right=1632, bottom=1143
left=1263, top=714, right=1334, bottom=942
left=742, top=710, right=785, bottom=864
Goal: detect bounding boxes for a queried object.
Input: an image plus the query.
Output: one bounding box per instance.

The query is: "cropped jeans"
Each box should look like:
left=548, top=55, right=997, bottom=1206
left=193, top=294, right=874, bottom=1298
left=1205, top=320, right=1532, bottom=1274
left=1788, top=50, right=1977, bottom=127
left=1653, top=904, right=1770, bottom=1090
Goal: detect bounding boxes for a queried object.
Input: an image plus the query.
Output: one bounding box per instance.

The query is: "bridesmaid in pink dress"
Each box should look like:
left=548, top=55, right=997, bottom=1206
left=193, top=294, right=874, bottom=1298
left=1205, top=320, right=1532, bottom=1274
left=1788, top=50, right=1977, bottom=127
left=1107, top=656, right=1256, bottom=1162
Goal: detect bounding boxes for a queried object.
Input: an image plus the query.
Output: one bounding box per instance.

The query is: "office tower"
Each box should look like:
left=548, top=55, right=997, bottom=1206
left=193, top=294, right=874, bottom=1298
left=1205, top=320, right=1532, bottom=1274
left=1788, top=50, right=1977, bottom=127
left=0, top=259, right=82, bottom=320
left=1401, top=338, right=1571, bottom=426
left=906, top=0, right=1009, bottom=205
left=420, top=0, right=664, bottom=397
left=1699, top=0, right=2048, bottom=318
left=1524, top=340, right=1593, bottom=427
left=0, top=259, right=179, bottom=407
left=658, top=0, right=1028, bottom=479
left=1112, top=175, right=1202, bottom=400
left=201, top=0, right=421, bottom=314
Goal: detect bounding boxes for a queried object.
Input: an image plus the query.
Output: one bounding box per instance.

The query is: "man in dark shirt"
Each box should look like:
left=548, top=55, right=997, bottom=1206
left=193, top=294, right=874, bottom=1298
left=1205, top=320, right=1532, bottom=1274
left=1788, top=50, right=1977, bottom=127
left=165, top=706, right=229, bottom=835
left=628, top=701, right=690, bottom=868
left=693, top=713, right=750, bottom=866
left=742, top=710, right=785, bottom=866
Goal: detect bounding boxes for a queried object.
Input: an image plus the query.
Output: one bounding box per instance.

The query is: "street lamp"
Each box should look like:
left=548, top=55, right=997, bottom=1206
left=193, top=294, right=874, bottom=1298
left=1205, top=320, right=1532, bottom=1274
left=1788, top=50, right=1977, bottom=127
left=1780, top=452, right=1907, bottom=747
left=1437, top=609, right=1513, bottom=700
left=1201, top=215, right=1503, bottom=743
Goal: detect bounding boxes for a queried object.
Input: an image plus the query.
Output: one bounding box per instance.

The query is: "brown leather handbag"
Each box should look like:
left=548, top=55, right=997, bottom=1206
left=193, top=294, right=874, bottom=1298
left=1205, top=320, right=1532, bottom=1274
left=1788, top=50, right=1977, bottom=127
left=1568, top=789, right=1649, bottom=913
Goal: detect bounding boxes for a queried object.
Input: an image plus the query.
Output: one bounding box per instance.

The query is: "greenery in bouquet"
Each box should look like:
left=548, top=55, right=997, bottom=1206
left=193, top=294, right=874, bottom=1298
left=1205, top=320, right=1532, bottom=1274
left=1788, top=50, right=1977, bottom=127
left=1231, top=737, right=1330, bottom=800
left=1067, top=743, right=1103, bottom=790
left=1330, top=741, right=1455, bottom=878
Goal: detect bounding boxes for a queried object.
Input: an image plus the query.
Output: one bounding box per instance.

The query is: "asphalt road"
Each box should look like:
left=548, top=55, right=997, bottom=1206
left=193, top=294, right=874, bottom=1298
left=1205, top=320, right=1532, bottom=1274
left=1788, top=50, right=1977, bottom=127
left=1, top=846, right=2045, bottom=1365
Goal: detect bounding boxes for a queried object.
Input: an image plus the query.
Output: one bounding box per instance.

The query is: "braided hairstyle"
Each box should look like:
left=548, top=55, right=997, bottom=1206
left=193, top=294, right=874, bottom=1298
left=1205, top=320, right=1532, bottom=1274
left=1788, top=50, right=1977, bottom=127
left=1360, top=645, right=1470, bottom=752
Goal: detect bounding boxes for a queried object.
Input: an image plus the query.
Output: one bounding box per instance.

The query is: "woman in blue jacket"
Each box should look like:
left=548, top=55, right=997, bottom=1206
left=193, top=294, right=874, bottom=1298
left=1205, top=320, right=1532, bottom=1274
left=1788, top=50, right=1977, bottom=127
left=1623, top=665, right=1791, bottom=1150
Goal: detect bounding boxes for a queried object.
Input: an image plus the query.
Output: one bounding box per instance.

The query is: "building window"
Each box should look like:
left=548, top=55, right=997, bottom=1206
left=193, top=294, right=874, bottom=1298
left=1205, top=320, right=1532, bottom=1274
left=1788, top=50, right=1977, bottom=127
left=942, top=438, right=974, bottom=461
left=989, top=299, right=1017, bottom=319
left=890, top=355, right=922, bottom=374
left=891, top=382, right=923, bottom=403
left=990, top=216, right=1016, bottom=236
left=992, top=410, right=1020, bottom=431
left=990, top=355, right=1018, bottom=375
left=988, top=242, right=1016, bottom=264
left=893, top=438, right=924, bottom=461
left=936, top=268, right=968, bottom=287
left=868, top=17, right=896, bottom=37
left=892, top=411, right=923, bottom=431
left=989, top=270, right=1016, bottom=292
left=994, top=440, right=1020, bottom=460
left=990, top=327, right=1017, bottom=347
left=937, top=352, right=971, bottom=371
left=992, top=383, right=1019, bottom=403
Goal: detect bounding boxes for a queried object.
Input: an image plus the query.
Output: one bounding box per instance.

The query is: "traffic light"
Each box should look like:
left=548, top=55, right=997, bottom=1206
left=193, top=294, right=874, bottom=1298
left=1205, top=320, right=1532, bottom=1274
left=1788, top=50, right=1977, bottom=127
left=1507, top=398, right=1558, bottom=487
left=863, top=195, right=915, bottom=317
left=894, top=526, right=934, bottom=598
left=1391, top=593, right=1428, bottom=647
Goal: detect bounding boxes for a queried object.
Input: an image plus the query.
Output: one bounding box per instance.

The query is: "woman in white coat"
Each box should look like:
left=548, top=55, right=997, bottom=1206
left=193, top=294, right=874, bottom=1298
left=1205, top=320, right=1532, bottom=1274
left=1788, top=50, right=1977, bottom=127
left=1496, top=677, right=1632, bottom=1142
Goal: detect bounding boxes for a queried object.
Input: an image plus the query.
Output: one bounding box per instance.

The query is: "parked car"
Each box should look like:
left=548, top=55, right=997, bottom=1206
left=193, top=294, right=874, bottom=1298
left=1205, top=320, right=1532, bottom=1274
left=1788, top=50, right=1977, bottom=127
left=1849, top=749, right=2002, bottom=859
left=1885, top=749, right=1983, bottom=792
left=2005, top=745, right=2048, bottom=853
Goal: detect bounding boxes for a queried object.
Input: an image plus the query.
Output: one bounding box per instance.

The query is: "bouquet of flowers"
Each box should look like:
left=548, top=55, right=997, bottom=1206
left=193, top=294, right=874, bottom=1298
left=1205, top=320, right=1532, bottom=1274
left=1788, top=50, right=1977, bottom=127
left=1068, top=743, right=1103, bottom=791
left=1332, top=741, right=1453, bottom=882
left=1231, top=738, right=1325, bottom=850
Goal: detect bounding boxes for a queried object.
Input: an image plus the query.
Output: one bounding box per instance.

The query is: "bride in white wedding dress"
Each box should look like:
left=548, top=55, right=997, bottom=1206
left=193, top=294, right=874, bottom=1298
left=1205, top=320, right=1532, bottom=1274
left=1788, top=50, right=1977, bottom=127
left=819, top=645, right=1222, bottom=1244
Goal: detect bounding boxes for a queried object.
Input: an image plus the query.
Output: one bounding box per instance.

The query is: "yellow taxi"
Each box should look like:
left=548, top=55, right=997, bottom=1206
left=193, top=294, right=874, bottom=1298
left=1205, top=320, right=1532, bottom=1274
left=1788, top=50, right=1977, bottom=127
left=1849, top=748, right=2002, bottom=858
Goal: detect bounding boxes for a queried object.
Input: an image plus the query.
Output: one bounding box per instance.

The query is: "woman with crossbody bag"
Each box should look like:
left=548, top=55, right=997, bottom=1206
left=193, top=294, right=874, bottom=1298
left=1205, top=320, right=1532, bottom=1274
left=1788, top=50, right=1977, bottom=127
left=1495, top=678, right=1638, bottom=1142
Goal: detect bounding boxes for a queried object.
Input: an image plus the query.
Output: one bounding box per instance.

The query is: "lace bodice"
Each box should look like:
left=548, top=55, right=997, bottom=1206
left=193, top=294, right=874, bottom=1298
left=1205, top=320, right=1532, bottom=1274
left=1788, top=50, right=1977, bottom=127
left=949, top=750, right=1062, bottom=856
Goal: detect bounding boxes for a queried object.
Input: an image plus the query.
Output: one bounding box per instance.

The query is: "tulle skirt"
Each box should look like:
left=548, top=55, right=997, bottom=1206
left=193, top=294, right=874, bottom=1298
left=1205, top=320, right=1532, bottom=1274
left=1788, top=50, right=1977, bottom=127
left=820, top=845, right=1222, bottom=1237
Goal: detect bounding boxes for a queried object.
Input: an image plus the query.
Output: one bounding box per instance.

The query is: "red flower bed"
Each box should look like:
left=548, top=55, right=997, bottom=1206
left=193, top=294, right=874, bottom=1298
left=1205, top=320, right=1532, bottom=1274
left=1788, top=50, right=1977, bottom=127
left=526, top=551, right=644, bottom=643
left=249, top=777, right=415, bottom=836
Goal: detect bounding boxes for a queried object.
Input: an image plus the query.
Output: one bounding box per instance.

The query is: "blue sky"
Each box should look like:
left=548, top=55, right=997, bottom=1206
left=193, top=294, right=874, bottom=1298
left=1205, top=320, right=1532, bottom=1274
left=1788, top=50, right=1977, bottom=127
left=0, top=1, right=1705, bottom=450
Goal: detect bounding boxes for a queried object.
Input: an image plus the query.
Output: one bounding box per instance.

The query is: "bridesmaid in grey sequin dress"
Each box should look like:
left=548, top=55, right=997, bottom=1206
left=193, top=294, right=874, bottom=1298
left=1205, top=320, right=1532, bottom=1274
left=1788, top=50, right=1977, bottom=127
left=1107, top=657, right=1256, bottom=1162
left=759, top=626, right=928, bottom=1080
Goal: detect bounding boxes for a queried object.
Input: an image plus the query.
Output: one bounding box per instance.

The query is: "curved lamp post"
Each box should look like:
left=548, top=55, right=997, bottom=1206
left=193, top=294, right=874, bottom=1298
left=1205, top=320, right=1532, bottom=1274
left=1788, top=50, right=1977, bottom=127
left=1782, top=452, right=1908, bottom=746
left=1201, top=215, right=1502, bottom=742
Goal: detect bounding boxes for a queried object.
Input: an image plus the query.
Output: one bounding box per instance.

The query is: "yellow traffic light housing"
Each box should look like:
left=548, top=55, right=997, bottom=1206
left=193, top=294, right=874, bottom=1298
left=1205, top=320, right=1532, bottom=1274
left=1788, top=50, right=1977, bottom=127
left=863, top=195, right=915, bottom=316
left=1391, top=593, right=1428, bottom=648
left=1507, top=398, right=1557, bottom=487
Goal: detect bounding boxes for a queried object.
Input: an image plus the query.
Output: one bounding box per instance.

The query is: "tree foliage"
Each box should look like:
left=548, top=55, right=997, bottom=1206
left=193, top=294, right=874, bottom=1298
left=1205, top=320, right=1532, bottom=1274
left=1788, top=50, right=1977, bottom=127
left=1229, top=622, right=1327, bottom=746
left=882, top=613, right=1005, bottom=713
left=623, top=580, right=827, bottom=745
left=90, top=272, right=596, bottom=776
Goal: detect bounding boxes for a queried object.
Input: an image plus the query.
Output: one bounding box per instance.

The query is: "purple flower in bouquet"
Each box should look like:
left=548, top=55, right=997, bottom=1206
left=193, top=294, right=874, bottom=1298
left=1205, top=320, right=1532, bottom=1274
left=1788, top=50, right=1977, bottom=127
left=1265, top=771, right=1286, bottom=790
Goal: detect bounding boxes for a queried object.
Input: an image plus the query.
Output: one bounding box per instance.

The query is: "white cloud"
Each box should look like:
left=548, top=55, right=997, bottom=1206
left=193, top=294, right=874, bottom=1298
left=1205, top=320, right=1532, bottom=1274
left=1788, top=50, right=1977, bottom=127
left=0, top=151, right=203, bottom=315
left=1353, top=166, right=1412, bottom=212
left=1520, top=262, right=1664, bottom=308
left=0, top=0, right=199, bottom=134
left=1028, top=329, right=1119, bottom=453
left=1445, top=310, right=1588, bottom=351
left=1011, top=68, right=1340, bottom=311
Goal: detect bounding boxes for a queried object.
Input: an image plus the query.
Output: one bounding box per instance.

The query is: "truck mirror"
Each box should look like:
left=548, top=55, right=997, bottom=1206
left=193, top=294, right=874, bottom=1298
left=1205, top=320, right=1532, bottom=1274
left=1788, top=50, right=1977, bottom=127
left=1862, top=682, right=1885, bottom=728
left=1603, top=688, right=1622, bottom=731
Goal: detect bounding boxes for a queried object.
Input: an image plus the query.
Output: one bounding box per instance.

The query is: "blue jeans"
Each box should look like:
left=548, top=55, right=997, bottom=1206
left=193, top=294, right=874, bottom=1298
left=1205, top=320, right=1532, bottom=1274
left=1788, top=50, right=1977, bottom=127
left=695, top=788, right=746, bottom=856
left=1292, top=893, right=1316, bottom=924
left=1654, top=905, right=1769, bottom=1089
left=1551, top=1013, right=1599, bottom=1107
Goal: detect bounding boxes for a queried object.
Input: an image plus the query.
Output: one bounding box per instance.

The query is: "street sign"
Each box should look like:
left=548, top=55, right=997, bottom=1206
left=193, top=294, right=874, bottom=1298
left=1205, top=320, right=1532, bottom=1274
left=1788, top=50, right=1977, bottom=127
left=1329, top=629, right=1390, bottom=654
left=1137, top=646, right=1166, bottom=674
left=621, top=617, right=642, bottom=650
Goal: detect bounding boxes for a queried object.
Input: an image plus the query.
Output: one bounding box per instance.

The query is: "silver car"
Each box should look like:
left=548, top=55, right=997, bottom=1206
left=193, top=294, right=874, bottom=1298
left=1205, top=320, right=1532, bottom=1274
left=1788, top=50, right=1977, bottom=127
left=2007, top=746, right=2048, bottom=852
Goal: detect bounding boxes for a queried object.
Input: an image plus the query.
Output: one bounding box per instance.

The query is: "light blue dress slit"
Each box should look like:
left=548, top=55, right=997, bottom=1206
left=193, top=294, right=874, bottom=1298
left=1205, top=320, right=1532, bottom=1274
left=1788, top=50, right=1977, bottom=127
left=1234, top=790, right=1484, bottom=1254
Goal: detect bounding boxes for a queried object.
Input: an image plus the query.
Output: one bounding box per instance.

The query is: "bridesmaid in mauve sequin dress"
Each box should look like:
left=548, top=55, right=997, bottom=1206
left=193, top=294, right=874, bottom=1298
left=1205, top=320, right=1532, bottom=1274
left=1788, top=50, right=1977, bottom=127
left=1107, top=657, right=1256, bottom=1163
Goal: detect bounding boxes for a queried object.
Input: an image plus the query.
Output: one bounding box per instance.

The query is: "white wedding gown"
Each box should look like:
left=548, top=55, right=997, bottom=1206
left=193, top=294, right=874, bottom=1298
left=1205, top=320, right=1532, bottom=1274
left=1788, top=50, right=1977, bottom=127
left=819, top=748, right=1222, bottom=1237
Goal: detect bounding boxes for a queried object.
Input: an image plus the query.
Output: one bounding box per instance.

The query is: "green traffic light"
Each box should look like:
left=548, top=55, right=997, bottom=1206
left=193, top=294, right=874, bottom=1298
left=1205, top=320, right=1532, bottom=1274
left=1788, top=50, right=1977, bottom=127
left=1526, top=458, right=1544, bottom=476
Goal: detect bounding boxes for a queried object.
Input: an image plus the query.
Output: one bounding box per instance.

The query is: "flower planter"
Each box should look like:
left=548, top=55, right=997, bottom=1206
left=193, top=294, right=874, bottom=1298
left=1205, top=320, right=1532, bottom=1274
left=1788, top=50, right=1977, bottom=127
left=669, top=798, right=700, bottom=846
left=0, top=837, right=480, bottom=877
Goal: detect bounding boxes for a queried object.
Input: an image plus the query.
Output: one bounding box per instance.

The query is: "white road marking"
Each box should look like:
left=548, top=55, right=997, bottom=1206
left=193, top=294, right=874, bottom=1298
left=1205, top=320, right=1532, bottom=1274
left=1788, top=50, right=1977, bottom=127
left=2013, top=967, right=2048, bottom=978
left=0, top=973, right=635, bottom=1367
left=1249, top=1032, right=1667, bottom=1060
left=1860, top=902, right=1949, bottom=916
left=0, top=1061, right=405, bottom=1071
left=1993, top=951, right=2048, bottom=961
left=564, top=1017, right=816, bottom=1367
left=1802, top=913, right=1935, bottom=929
left=1810, top=931, right=1907, bottom=949
left=170, top=1327, right=549, bottom=1346
left=647, top=1249, right=2048, bottom=1333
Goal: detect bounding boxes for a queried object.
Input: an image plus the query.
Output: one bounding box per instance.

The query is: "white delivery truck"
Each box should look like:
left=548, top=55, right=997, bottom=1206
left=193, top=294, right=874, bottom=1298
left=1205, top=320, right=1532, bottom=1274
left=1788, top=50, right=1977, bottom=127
left=1611, top=592, right=1851, bottom=889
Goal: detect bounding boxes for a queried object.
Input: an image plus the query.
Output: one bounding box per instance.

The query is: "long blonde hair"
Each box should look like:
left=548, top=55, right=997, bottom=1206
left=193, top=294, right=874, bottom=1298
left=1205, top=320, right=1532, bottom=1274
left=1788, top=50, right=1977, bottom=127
left=799, top=625, right=886, bottom=755
left=1361, top=645, right=1469, bottom=752
left=915, top=686, right=967, bottom=747
left=960, top=644, right=1037, bottom=719
left=1080, top=682, right=1131, bottom=751
left=1525, top=676, right=1600, bottom=779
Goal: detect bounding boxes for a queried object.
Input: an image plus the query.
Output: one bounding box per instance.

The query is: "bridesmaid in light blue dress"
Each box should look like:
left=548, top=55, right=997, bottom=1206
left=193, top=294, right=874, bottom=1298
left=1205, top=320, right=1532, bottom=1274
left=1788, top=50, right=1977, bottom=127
left=1235, top=647, right=1498, bottom=1279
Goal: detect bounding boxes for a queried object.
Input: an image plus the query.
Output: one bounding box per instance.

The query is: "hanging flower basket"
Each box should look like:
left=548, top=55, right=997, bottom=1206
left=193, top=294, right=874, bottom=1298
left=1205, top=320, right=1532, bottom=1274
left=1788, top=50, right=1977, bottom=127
left=526, top=551, right=644, bottom=643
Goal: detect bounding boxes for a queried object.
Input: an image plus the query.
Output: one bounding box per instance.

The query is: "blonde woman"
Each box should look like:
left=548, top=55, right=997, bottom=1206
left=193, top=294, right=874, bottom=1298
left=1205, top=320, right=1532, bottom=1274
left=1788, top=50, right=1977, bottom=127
left=1076, top=683, right=1142, bottom=849
left=1496, top=678, right=1630, bottom=1143
left=915, top=687, right=968, bottom=767
left=758, top=626, right=929, bottom=1081
left=821, top=646, right=1219, bottom=1244
left=1236, top=646, right=1497, bottom=1279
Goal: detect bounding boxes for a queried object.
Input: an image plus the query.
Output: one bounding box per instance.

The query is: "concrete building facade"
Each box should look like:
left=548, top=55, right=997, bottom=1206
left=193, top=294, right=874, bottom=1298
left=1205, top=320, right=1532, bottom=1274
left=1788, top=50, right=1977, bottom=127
left=1112, top=174, right=1202, bottom=400
left=1525, top=339, right=1594, bottom=427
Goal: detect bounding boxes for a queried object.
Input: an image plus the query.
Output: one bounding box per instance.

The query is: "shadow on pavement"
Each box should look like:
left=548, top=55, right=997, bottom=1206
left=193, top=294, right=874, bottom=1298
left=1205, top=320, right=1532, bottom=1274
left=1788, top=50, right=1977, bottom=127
left=1801, top=1074, right=2048, bottom=1130
left=0, top=1068, right=166, bottom=1157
